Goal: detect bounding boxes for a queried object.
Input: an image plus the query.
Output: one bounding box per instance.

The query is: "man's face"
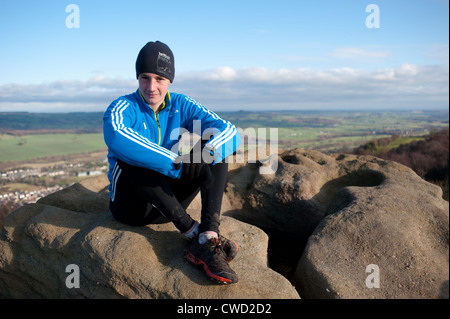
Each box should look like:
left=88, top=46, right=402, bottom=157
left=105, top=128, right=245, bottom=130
left=138, top=73, right=171, bottom=108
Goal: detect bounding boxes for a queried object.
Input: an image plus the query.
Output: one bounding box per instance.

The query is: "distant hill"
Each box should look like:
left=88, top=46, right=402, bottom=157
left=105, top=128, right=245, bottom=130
left=353, top=128, right=449, bottom=200
left=0, top=112, right=104, bottom=133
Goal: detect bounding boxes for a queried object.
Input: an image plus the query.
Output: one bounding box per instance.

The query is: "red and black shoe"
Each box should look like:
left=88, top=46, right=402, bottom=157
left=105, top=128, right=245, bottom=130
left=219, top=235, right=238, bottom=262
left=185, top=236, right=238, bottom=284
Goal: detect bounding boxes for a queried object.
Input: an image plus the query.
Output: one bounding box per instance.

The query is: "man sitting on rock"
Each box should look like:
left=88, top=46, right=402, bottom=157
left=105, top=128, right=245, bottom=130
left=103, top=41, right=241, bottom=284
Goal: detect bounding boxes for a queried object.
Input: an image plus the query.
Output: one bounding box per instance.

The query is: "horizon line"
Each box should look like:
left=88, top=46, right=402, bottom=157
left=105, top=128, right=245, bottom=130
left=1, top=108, right=449, bottom=114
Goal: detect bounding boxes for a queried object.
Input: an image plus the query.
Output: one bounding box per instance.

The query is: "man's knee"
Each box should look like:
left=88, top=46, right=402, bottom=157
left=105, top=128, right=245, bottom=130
left=117, top=159, right=168, bottom=187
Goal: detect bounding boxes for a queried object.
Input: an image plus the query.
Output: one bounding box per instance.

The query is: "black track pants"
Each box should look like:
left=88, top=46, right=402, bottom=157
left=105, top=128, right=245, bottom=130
left=109, top=159, right=228, bottom=234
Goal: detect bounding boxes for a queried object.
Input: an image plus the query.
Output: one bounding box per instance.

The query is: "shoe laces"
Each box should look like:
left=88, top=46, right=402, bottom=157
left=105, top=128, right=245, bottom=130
left=209, top=237, right=224, bottom=254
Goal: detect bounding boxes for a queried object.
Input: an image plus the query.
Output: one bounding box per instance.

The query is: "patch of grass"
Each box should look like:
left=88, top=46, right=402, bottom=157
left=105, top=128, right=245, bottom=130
left=386, top=137, right=425, bottom=150
left=0, top=133, right=106, bottom=162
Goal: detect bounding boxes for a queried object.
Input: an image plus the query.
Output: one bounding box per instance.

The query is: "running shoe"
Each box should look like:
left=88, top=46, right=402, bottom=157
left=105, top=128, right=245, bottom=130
left=219, top=235, right=238, bottom=262
left=185, top=236, right=238, bottom=284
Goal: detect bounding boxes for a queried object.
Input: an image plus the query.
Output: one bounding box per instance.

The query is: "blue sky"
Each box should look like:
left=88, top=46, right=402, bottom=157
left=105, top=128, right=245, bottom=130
left=0, top=0, right=448, bottom=112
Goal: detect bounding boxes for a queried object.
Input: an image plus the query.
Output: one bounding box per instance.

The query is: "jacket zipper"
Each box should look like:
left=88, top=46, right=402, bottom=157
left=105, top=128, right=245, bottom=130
left=138, top=89, right=167, bottom=146
left=152, top=109, right=162, bottom=145
left=153, top=93, right=170, bottom=146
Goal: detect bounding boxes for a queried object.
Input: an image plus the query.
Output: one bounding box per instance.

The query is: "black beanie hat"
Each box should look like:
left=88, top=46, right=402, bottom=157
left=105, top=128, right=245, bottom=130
left=135, top=41, right=175, bottom=82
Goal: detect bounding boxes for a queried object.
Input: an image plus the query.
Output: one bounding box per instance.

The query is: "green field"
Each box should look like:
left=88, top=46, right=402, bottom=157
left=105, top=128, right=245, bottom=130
left=219, top=109, right=448, bottom=153
left=0, top=133, right=106, bottom=162
left=0, top=110, right=448, bottom=164
left=386, top=136, right=425, bottom=150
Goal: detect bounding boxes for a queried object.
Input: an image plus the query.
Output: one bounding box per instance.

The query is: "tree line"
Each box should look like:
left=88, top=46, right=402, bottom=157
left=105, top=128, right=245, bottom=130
left=353, top=127, right=449, bottom=200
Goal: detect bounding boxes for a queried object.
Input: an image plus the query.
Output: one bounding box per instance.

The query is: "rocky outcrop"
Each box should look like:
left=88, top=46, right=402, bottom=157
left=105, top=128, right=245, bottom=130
left=225, top=148, right=449, bottom=299
left=1, top=148, right=448, bottom=299
left=0, top=175, right=299, bottom=299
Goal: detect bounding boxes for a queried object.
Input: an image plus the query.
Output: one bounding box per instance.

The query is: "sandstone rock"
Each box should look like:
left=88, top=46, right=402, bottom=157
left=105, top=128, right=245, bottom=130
left=0, top=176, right=299, bottom=299
left=37, top=175, right=110, bottom=213
left=295, top=153, right=449, bottom=299
left=226, top=149, right=384, bottom=237
left=1, top=147, right=448, bottom=299
left=225, top=148, right=448, bottom=299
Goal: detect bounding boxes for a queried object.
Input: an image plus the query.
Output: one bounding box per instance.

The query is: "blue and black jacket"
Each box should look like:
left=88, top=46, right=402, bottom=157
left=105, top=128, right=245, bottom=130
left=103, top=89, right=241, bottom=196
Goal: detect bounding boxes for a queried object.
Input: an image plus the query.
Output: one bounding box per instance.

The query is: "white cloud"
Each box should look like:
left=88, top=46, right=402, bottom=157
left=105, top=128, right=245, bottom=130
left=0, top=64, right=448, bottom=112
left=0, top=77, right=136, bottom=112
left=327, top=47, right=392, bottom=60
left=173, top=64, right=448, bottom=110
left=427, top=44, right=449, bottom=65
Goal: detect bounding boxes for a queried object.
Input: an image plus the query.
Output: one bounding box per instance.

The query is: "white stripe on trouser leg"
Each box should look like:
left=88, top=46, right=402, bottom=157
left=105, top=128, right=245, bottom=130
left=111, top=164, right=122, bottom=202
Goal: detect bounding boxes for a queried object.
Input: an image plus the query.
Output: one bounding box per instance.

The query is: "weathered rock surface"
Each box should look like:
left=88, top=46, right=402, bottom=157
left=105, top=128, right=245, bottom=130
left=1, top=147, right=448, bottom=299
left=225, top=148, right=449, bottom=299
left=0, top=175, right=299, bottom=299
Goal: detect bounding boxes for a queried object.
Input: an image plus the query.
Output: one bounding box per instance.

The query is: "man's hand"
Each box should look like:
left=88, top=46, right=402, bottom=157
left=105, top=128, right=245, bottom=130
left=174, top=150, right=214, bottom=189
